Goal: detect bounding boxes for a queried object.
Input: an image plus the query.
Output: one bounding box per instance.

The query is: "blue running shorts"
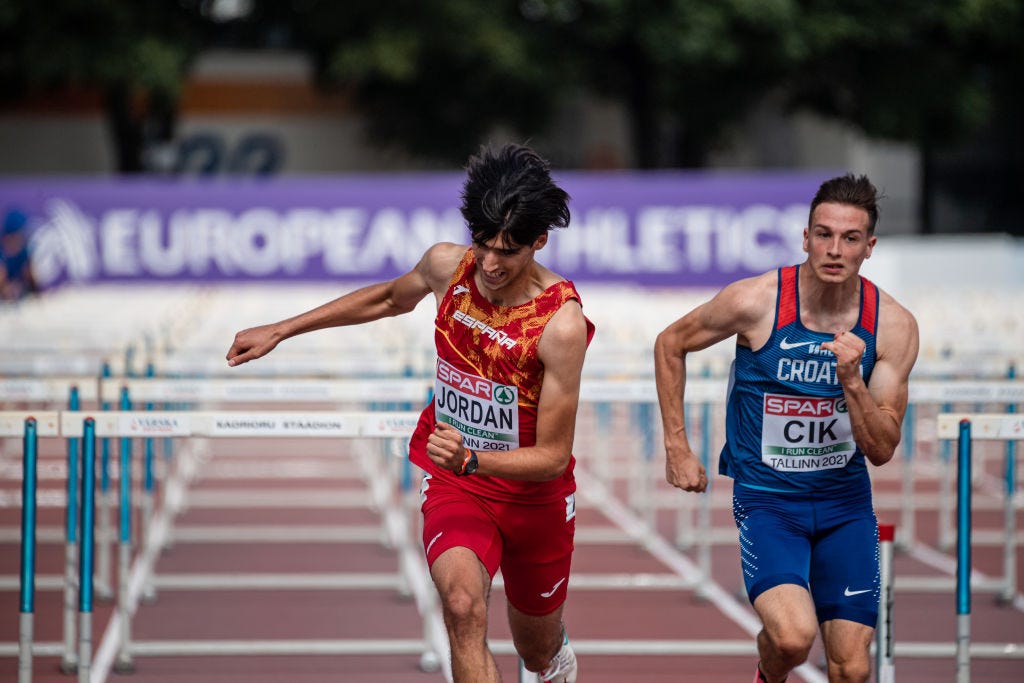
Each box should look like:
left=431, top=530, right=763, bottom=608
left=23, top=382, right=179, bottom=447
left=732, top=483, right=880, bottom=627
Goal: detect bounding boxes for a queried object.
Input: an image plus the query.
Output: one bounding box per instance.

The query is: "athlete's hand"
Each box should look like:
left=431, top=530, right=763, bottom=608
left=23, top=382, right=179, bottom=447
left=665, top=445, right=708, bottom=493
left=821, top=330, right=865, bottom=386
left=427, top=422, right=469, bottom=472
left=226, top=324, right=282, bottom=367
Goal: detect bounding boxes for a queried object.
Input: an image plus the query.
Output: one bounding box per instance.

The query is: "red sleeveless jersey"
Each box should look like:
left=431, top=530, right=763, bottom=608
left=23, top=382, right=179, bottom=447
left=409, top=248, right=595, bottom=503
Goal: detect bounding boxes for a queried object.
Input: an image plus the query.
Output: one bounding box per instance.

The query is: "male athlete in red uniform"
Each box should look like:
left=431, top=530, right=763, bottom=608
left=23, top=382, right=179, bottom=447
left=227, top=143, right=593, bottom=682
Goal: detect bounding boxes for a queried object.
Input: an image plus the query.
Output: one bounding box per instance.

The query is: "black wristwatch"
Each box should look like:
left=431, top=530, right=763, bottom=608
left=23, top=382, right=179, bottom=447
left=456, top=449, right=479, bottom=476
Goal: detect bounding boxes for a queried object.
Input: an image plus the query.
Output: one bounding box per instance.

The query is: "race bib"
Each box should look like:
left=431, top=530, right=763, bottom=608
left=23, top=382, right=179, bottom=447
left=761, top=393, right=855, bottom=472
left=434, top=358, right=519, bottom=451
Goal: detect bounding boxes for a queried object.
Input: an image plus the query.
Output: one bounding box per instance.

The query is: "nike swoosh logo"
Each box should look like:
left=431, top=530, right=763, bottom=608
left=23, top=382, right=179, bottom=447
left=453, top=285, right=470, bottom=296
left=779, top=338, right=817, bottom=351
left=844, top=587, right=872, bottom=596
left=425, top=532, right=443, bottom=556
left=540, top=577, right=567, bottom=598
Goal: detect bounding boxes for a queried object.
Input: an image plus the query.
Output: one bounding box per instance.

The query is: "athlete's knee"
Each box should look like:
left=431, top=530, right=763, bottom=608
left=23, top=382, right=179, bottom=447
left=826, top=651, right=871, bottom=682
left=763, top=624, right=816, bottom=667
left=439, top=585, right=488, bottom=635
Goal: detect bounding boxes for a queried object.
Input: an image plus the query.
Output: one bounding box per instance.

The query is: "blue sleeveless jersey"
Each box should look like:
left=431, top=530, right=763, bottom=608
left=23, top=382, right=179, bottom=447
left=719, top=265, right=879, bottom=494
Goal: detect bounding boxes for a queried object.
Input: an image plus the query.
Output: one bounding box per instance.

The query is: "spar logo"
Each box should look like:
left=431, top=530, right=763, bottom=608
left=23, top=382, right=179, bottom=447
left=437, top=359, right=492, bottom=399
left=493, top=385, right=515, bottom=405
left=765, top=396, right=834, bottom=417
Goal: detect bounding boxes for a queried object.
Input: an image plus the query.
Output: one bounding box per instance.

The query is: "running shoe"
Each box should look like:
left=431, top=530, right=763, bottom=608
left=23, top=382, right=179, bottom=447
left=539, top=632, right=577, bottom=683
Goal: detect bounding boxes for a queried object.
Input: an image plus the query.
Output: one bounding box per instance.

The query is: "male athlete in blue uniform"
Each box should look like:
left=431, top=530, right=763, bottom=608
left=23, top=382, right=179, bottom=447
left=653, top=174, right=919, bottom=683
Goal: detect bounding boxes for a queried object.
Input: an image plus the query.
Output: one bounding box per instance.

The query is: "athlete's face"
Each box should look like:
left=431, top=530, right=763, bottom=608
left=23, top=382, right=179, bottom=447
left=803, top=202, right=876, bottom=283
left=471, top=232, right=547, bottom=296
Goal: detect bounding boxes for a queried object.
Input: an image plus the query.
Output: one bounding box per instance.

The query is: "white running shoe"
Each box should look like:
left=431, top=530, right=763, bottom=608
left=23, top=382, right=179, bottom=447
left=539, top=633, right=577, bottom=683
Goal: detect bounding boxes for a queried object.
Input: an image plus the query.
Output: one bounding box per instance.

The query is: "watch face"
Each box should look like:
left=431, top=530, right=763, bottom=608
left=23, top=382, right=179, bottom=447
left=465, top=452, right=479, bottom=475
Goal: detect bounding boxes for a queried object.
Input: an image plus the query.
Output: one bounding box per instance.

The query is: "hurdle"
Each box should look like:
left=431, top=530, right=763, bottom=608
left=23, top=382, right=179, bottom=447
left=49, top=408, right=452, bottom=680
left=0, top=379, right=103, bottom=675
left=933, top=412, right=1024, bottom=679
left=0, top=412, right=62, bottom=681
left=899, top=378, right=1024, bottom=552
left=101, top=375, right=1023, bottom=595
left=100, top=375, right=432, bottom=551
left=874, top=522, right=896, bottom=681
left=892, top=382, right=1024, bottom=601
left=0, top=376, right=100, bottom=551
left=575, top=377, right=1024, bottom=591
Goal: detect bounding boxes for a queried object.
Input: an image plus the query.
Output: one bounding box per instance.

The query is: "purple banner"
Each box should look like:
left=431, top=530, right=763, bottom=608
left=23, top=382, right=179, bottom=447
left=0, top=171, right=829, bottom=289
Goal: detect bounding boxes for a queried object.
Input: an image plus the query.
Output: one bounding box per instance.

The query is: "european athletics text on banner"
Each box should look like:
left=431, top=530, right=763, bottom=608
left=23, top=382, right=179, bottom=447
left=0, top=171, right=829, bottom=289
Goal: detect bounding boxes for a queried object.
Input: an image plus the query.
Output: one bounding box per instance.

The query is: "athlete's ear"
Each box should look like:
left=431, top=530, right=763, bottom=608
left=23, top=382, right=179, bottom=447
left=532, top=233, right=549, bottom=251
left=864, top=235, right=877, bottom=259
left=802, top=227, right=809, bottom=253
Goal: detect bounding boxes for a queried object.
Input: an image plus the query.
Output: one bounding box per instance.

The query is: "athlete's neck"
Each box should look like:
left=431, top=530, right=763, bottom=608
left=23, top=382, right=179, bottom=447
left=798, top=267, right=861, bottom=332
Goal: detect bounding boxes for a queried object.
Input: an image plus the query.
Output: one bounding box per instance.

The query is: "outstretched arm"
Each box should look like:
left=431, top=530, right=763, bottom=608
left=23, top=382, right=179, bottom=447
left=226, top=242, right=463, bottom=367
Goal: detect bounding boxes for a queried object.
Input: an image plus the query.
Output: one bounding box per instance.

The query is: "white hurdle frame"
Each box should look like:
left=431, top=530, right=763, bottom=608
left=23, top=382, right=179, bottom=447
left=53, top=409, right=452, bottom=681
left=0, top=379, right=103, bottom=675
left=0, top=412, right=62, bottom=681
left=898, top=383, right=1024, bottom=600
left=98, top=375, right=1024, bottom=595
left=935, top=413, right=1024, bottom=678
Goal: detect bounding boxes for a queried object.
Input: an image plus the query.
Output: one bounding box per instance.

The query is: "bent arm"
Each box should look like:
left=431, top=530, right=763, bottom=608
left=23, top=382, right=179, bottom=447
left=841, top=298, right=920, bottom=466
left=654, top=277, right=771, bottom=492
left=475, top=301, right=589, bottom=481
left=226, top=243, right=463, bottom=366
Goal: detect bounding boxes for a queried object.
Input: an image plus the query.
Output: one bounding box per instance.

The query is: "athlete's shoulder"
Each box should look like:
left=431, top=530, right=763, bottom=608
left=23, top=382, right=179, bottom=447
left=876, top=289, right=919, bottom=364
left=422, top=241, right=469, bottom=268
left=419, top=242, right=470, bottom=292
left=715, top=271, right=777, bottom=318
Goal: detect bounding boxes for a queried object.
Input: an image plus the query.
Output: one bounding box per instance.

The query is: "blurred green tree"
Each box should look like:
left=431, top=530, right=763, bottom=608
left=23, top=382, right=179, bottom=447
left=276, top=0, right=807, bottom=168
left=0, top=0, right=203, bottom=172
left=270, top=0, right=563, bottom=165
left=533, top=0, right=807, bottom=168
left=779, top=0, right=1023, bottom=232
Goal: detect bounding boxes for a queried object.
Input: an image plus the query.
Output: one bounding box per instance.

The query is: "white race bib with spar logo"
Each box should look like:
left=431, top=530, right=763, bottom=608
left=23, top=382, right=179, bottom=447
left=761, top=392, right=855, bottom=472
left=434, top=358, right=519, bottom=451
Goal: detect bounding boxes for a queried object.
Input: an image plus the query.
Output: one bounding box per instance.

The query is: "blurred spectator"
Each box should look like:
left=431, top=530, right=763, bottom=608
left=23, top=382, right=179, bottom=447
left=1, top=208, right=37, bottom=301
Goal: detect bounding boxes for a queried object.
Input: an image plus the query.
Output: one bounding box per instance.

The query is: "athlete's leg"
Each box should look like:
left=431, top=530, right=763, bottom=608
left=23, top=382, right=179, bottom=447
left=733, top=487, right=816, bottom=682
left=507, top=602, right=570, bottom=674
left=819, top=618, right=873, bottom=683
left=499, top=493, right=576, bottom=680
left=752, top=584, right=818, bottom=682
left=430, top=547, right=500, bottom=683
left=809, top=499, right=879, bottom=683
left=420, top=475, right=504, bottom=683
